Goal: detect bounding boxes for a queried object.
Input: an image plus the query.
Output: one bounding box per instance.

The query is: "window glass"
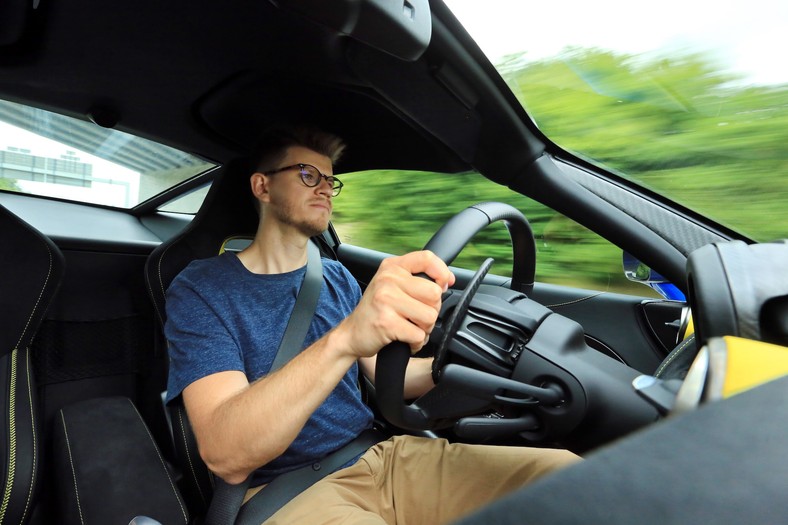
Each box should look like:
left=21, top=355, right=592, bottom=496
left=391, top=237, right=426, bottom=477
left=333, top=170, right=659, bottom=297
left=444, top=0, right=787, bottom=242
left=0, top=98, right=214, bottom=208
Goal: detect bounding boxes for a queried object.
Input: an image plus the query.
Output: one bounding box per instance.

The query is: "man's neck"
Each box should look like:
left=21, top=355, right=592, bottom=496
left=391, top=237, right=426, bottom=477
left=236, top=221, right=309, bottom=275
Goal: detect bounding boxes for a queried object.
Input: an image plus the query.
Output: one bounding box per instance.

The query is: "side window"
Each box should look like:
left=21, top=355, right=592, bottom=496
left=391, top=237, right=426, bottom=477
left=0, top=98, right=214, bottom=209
left=333, top=170, right=659, bottom=297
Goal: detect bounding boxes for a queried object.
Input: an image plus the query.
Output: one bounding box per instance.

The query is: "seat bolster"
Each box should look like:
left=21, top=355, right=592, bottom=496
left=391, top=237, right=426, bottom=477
left=0, top=348, right=39, bottom=524
left=53, top=397, right=189, bottom=525
left=168, top=397, right=214, bottom=516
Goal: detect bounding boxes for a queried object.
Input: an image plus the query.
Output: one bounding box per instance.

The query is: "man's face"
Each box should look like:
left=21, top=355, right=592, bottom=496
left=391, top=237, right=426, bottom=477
left=261, top=145, right=335, bottom=237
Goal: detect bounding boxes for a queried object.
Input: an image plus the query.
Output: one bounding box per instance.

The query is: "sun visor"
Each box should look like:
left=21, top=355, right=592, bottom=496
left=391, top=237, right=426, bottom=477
left=194, top=71, right=470, bottom=174
left=269, top=0, right=432, bottom=61
left=686, top=239, right=788, bottom=347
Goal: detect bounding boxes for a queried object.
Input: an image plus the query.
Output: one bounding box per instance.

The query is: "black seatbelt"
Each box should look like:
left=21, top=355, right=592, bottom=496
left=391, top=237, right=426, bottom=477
left=236, top=428, right=385, bottom=525
left=270, top=240, right=323, bottom=372
left=204, top=239, right=324, bottom=525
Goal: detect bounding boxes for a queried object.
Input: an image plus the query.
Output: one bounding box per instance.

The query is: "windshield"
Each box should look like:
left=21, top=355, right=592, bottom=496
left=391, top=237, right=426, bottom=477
left=0, top=99, right=214, bottom=208
left=444, top=0, right=787, bottom=242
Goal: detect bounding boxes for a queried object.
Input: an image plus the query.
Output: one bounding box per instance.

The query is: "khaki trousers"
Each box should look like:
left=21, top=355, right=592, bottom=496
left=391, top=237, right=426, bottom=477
left=256, top=435, right=579, bottom=525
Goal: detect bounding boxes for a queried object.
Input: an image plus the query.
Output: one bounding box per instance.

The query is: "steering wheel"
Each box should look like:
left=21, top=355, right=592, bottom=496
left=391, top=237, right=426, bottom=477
left=375, top=202, right=537, bottom=430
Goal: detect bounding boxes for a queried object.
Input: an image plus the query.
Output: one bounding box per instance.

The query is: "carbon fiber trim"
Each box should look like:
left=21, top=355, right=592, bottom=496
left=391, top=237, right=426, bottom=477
left=557, top=161, right=725, bottom=256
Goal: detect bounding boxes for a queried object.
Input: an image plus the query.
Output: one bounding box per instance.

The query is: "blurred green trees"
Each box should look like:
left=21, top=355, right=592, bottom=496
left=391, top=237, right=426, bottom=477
left=504, top=48, right=788, bottom=241
left=333, top=49, right=786, bottom=294
left=0, top=177, right=19, bottom=191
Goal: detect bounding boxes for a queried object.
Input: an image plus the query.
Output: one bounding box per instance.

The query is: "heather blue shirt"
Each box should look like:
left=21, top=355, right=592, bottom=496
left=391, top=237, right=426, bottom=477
left=164, top=252, right=374, bottom=483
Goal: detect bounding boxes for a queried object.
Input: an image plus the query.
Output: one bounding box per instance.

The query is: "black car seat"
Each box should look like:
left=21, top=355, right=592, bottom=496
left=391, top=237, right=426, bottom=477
left=144, top=158, right=260, bottom=518
left=0, top=203, right=64, bottom=524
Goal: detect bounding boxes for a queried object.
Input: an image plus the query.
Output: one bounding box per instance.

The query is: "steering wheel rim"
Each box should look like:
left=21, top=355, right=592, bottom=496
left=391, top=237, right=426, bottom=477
left=375, top=202, right=536, bottom=430
left=422, top=201, right=536, bottom=294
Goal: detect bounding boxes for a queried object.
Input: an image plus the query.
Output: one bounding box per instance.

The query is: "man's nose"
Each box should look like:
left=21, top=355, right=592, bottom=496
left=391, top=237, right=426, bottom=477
left=316, top=176, right=333, bottom=195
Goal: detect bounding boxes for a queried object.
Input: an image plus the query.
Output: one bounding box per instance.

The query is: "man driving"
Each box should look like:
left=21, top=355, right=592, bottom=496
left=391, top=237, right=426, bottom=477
left=164, top=125, right=579, bottom=524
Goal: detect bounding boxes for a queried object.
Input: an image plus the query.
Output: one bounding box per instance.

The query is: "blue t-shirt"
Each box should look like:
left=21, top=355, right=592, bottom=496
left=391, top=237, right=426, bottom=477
left=164, top=252, right=374, bottom=483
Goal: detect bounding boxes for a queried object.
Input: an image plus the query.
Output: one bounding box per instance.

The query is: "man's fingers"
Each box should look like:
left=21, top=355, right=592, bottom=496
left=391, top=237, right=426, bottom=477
left=384, top=251, right=456, bottom=292
left=347, top=249, right=454, bottom=359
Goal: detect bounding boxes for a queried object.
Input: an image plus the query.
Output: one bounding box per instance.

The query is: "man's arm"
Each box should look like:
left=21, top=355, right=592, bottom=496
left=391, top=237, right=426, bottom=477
left=183, top=330, right=358, bottom=485
left=182, top=250, right=454, bottom=485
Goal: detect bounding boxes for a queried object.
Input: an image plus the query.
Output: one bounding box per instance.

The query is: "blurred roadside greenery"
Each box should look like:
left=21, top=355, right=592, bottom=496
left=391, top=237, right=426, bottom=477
left=333, top=49, right=786, bottom=295
left=0, top=178, right=19, bottom=191
left=503, top=48, right=787, bottom=242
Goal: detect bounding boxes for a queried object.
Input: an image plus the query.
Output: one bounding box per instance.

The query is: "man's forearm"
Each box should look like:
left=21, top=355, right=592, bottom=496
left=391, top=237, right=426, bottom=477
left=185, top=326, right=357, bottom=484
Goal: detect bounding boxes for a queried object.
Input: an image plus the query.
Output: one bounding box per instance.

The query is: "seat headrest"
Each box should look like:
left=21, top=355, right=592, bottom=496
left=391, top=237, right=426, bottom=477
left=687, top=239, right=788, bottom=348
left=145, top=158, right=257, bottom=327
left=184, top=157, right=258, bottom=252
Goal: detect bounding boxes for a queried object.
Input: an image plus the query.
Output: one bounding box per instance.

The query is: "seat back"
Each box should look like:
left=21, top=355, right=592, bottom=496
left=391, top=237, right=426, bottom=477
left=147, top=158, right=258, bottom=330
left=687, top=239, right=788, bottom=348
left=144, top=158, right=258, bottom=516
left=0, top=203, right=64, bottom=524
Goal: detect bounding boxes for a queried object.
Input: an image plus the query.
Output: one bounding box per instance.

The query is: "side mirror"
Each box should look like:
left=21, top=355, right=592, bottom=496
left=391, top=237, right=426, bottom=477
left=623, top=252, right=685, bottom=301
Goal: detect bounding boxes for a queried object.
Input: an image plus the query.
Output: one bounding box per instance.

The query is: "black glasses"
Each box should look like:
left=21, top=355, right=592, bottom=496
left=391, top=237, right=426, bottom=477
left=265, top=163, right=344, bottom=197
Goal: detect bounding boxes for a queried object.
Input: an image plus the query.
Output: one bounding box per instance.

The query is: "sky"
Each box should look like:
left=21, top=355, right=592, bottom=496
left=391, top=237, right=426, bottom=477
left=443, top=0, right=787, bottom=86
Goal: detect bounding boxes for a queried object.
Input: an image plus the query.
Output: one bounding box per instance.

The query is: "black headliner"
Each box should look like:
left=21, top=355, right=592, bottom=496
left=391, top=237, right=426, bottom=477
left=0, top=0, right=509, bottom=174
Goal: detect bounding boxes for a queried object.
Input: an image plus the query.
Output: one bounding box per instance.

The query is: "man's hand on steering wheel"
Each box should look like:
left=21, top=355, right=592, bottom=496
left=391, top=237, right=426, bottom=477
left=336, top=250, right=455, bottom=360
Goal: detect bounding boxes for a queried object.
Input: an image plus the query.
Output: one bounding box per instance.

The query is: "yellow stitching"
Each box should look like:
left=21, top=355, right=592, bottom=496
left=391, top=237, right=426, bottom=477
left=655, top=335, right=695, bottom=378
left=15, top=243, right=53, bottom=350
left=21, top=348, right=36, bottom=523
left=0, top=350, right=17, bottom=521
left=59, top=411, right=85, bottom=525
left=178, top=408, right=207, bottom=504
left=128, top=400, right=189, bottom=524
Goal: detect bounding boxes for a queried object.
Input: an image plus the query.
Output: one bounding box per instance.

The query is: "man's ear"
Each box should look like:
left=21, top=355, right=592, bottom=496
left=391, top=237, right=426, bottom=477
left=250, top=172, right=271, bottom=203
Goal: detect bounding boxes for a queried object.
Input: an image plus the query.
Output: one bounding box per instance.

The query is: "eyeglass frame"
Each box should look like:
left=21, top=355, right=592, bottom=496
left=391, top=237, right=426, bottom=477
left=264, top=163, right=344, bottom=196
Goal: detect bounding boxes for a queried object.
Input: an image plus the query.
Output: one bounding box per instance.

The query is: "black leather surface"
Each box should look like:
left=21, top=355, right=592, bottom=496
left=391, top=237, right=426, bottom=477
left=687, top=239, right=788, bottom=348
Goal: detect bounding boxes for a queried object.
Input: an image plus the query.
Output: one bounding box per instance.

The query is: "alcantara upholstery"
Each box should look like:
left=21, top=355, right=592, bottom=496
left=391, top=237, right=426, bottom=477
left=0, top=203, right=64, bottom=524
left=53, top=396, right=189, bottom=525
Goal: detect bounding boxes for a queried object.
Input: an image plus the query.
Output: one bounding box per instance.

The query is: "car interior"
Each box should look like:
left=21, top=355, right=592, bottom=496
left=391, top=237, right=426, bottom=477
left=0, top=0, right=786, bottom=524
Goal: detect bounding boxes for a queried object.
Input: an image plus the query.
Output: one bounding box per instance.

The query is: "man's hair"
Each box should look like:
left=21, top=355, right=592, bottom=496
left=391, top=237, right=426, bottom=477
left=250, top=125, right=346, bottom=173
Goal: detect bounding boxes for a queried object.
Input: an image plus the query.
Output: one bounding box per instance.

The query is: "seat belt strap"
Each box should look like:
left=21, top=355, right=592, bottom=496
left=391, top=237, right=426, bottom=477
left=235, top=428, right=386, bottom=525
left=204, top=239, right=324, bottom=525
left=271, top=240, right=323, bottom=372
